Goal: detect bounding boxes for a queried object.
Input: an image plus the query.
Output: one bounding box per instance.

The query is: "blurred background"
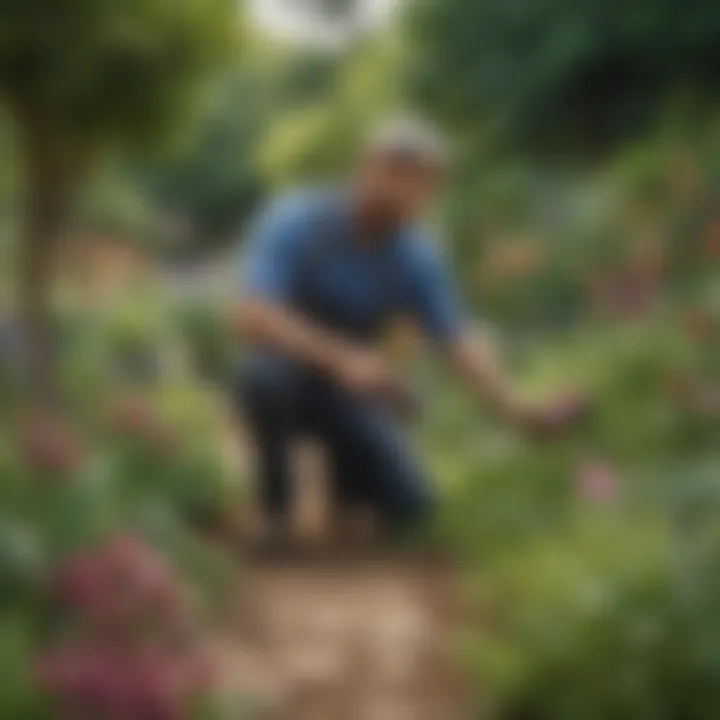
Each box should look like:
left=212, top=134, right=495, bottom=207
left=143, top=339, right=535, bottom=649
left=0, top=0, right=719, bottom=718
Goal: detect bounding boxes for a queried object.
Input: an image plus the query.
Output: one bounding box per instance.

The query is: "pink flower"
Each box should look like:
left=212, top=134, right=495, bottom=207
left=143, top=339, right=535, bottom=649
left=575, top=459, right=620, bottom=505
left=50, top=535, right=194, bottom=641
left=18, top=413, right=85, bottom=478
left=36, top=641, right=212, bottom=719
left=668, top=374, right=720, bottom=417
left=691, top=383, right=720, bottom=417
left=110, top=397, right=177, bottom=455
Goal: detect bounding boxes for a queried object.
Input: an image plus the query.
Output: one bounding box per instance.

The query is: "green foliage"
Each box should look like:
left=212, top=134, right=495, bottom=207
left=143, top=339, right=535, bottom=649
left=439, top=296, right=719, bottom=717
left=258, top=35, right=406, bottom=185
left=136, top=45, right=341, bottom=247
left=0, top=517, right=47, bottom=607
left=0, top=612, right=47, bottom=718
left=0, top=0, right=239, bottom=145
left=174, top=301, right=233, bottom=383
left=76, top=171, right=170, bottom=248
left=468, top=519, right=681, bottom=720
left=467, top=508, right=720, bottom=720
left=0, top=108, right=18, bottom=202
left=406, top=0, right=720, bottom=152
left=138, top=69, right=268, bottom=246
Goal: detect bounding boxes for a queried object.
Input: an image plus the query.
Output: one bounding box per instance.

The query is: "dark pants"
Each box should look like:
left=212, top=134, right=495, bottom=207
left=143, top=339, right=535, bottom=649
left=237, top=367, right=435, bottom=529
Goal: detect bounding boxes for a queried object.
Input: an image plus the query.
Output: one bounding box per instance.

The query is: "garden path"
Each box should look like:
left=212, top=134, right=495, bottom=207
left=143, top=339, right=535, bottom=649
left=215, top=555, right=466, bottom=720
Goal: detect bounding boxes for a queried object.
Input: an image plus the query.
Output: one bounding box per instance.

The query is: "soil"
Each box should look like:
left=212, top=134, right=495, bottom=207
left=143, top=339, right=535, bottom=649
left=214, top=555, right=467, bottom=720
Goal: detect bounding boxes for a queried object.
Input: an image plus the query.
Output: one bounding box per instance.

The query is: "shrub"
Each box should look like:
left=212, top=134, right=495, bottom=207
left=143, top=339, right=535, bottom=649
left=174, top=302, right=233, bottom=384
left=38, top=534, right=218, bottom=720
left=466, top=518, right=693, bottom=720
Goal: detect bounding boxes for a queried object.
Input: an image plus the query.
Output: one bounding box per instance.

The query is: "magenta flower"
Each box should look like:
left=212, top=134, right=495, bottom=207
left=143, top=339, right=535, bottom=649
left=575, top=459, right=620, bottom=505
left=39, top=534, right=217, bottom=719
left=18, top=413, right=85, bottom=478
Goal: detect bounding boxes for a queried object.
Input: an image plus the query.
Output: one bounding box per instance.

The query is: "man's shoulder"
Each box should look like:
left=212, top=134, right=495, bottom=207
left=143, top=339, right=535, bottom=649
left=244, top=186, right=339, bottom=257
left=266, top=185, right=342, bottom=226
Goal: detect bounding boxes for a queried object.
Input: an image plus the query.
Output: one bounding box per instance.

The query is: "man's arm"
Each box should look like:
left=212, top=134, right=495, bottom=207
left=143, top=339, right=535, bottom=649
left=234, top=298, right=343, bottom=375
left=232, top=299, right=390, bottom=393
left=406, top=236, right=521, bottom=417
left=232, top=195, right=392, bottom=393
left=409, top=237, right=587, bottom=433
left=445, top=328, right=589, bottom=435
left=445, top=329, right=529, bottom=425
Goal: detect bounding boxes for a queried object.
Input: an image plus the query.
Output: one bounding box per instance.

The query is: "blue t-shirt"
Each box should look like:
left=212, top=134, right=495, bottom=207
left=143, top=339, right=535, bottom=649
left=239, top=187, right=465, bottom=363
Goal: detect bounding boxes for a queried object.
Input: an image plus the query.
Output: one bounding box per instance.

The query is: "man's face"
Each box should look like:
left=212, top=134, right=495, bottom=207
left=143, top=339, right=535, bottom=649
left=361, top=153, right=445, bottom=225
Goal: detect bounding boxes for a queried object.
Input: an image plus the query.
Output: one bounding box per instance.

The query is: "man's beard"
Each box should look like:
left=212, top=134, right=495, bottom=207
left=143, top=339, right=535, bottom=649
left=358, top=199, right=403, bottom=237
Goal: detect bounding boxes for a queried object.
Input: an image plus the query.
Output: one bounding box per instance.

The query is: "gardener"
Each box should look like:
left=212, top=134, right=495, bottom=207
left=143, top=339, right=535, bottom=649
left=234, top=117, right=583, bottom=546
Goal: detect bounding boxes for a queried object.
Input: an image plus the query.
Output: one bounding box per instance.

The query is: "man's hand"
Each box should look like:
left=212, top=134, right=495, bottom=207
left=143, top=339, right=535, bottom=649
left=511, top=392, right=591, bottom=439
left=447, top=331, right=590, bottom=438
left=332, top=348, right=394, bottom=396
left=236, top=298, right=396, bottom=397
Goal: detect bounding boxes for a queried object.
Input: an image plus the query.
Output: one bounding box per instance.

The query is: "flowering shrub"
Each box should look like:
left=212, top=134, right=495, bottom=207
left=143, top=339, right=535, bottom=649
left=38, top=534, right=217, bottom=720
left=0, top=392, right=236, bottom=717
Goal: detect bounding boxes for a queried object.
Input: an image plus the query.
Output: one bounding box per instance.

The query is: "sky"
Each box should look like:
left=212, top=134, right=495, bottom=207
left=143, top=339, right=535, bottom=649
left=250, top=0, right=398, bottom=49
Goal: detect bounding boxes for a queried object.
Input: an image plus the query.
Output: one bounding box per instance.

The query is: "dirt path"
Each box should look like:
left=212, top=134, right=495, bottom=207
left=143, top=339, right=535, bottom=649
left=214, top=556, right=466, bottom=720
left=211, top=436, right=468, bottom=718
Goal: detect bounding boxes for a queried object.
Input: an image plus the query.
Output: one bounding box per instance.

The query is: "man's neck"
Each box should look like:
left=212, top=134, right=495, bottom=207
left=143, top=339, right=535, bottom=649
left=353, top=190, right=401, bottom=244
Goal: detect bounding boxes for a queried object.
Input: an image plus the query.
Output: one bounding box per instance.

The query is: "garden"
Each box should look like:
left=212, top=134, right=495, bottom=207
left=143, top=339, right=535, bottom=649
left=1, top=0, right=719, bottom=718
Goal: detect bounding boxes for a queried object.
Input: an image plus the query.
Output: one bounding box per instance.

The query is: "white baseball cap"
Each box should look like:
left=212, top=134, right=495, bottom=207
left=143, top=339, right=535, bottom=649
left=365, top=115, right=453, bottom=171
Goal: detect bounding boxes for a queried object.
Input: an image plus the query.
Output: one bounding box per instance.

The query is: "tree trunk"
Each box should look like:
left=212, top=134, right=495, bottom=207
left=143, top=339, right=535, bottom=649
left=18, top=120, right=75, bottom=408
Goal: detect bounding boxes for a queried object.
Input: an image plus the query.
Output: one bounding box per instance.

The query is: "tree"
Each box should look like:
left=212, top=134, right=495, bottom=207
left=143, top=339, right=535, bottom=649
left=405, top=0, right=720, bottom=155
left=0, top=0, right=238, bottom=403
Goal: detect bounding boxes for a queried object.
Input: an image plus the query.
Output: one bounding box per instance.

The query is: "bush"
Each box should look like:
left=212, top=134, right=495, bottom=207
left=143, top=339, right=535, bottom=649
left=447, top=313, right=720, bottom=719
left=466, top=518, right=708, bottom=720
left=174, top=302, right=233, bottom=384
left=0, top=405, right=238, bottom=718
left=106, top=393, right=235, bottom=533
left=37, top=534, right=218, bottom=720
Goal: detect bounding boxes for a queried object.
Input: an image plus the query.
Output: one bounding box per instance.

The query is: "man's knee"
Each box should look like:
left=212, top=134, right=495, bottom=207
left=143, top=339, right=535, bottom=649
left=382, top=466, right=436, bottom=526
left=307, top=387, right=437, bottom=528
left=350, top=404, right=436, bottom=525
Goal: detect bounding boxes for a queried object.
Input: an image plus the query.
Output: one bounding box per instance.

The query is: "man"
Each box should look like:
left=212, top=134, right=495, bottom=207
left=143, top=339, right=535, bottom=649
left=234, top=117, right=584, bottom=544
